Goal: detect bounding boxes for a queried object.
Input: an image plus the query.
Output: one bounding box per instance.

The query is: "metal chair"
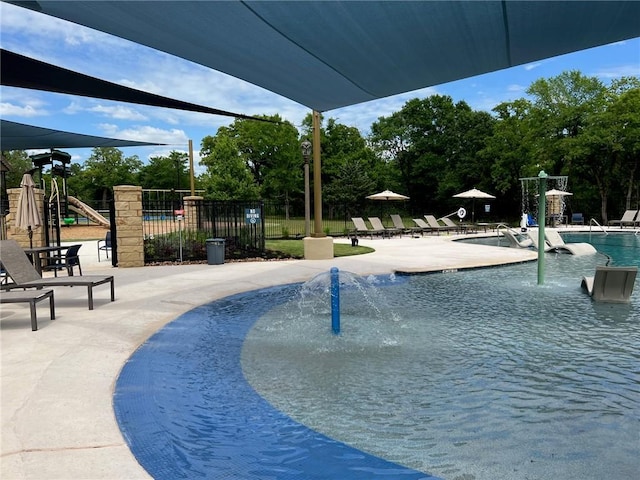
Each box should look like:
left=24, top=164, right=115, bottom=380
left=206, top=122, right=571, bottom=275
left=42, top=244, right=83, bottom=277
left=97, top=231, right=112, bottom=261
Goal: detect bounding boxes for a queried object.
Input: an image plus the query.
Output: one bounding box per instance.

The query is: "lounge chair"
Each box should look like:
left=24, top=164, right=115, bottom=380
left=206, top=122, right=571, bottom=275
left=500, top=228, right=533, bottom=248
left=439, top=216, right=468, bottom=233
left=609, top=209, right=638, bottom=228
left=368, top=217, right=400, bottom=237
left=545, top=229, right=597, bottom=255
left=351, top=217, right=385, bottom=238
left=412, top=218, right=434, bottom=234
left=0, top=240, right=115, bottom=310
left=0, top=289, right=55, bottom=331
left=390, top=214, right=422, bottom=237
left=424, top=215, right=456, bottom=235
left=581, top=266, right=637, bottom=303
left=527, top=229, right=554, bottom=252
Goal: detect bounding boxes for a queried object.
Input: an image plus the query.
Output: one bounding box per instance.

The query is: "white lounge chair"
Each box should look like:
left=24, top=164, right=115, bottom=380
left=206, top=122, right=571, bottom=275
left=501, top=228, right=533, bottom=248
left=545, top=229, right=597, bottom=256
left=609, top=209, right=638, bottom=228
left=581, top=266, right=637, bottom=302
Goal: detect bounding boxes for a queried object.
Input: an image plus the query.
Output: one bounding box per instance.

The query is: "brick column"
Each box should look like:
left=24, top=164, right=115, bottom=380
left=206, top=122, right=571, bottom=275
left=113, top=185, right=144, bottom=267
left=182, top=195, right=203, bottom=232
left=7, top=187, right=46, bottom=248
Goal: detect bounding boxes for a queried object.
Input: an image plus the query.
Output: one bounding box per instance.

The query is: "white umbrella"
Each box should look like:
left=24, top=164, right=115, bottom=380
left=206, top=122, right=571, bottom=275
left=366, top=190, right=409, bottom=225
left=453, top=188, right=495, bottom=223
left=545, top=188, right=572, bottom=197
left=15, top=173, right=42, bottom=248
left=366, top=189, right=410, bottom=201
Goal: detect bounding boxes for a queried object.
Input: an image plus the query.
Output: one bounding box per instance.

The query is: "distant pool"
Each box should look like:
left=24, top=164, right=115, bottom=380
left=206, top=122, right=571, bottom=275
left=115, top=233, right=639, bottom=480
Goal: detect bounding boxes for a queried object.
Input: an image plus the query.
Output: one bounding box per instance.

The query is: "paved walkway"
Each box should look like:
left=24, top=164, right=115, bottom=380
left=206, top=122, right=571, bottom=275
left=1, top=234, right=538, bottom=479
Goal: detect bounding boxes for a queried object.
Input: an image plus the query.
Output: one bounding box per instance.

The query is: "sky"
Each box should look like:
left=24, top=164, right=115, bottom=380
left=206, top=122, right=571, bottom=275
left=1, top=1, right=639, bottom=174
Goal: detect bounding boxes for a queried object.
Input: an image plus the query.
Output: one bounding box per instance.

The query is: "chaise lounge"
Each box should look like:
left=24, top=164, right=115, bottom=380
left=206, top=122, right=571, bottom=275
left=0, top=240, right=115, bottom=310
left=581, top=266, right=637, bottom=302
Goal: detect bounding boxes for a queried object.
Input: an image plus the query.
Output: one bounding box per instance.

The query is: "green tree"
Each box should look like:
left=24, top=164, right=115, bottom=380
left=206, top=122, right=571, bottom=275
left=139, top=151, right=189, bottom=190
left=78, top=147, right=142, bottom=205
left=201, top=115, right=300, bottom=204
left=1, top=150, right=33, bottom=188
left=200, top=133, right=260, bottom=200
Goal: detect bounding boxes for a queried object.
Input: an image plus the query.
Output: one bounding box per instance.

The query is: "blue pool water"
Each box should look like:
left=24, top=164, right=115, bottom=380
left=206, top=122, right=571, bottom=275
left=115, top=234, right=639, bottom=479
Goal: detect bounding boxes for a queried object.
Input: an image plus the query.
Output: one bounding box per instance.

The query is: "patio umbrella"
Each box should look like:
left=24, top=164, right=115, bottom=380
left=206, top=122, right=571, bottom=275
left=15, top=173, right=42, bottom=248
left=366, top=189, right=410, bottom=201
left=453, top=188, right=496, bottom=223
left=366, top=190, right=410, bottom=225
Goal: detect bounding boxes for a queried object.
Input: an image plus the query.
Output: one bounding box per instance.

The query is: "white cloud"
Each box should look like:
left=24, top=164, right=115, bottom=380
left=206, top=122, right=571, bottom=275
left=97, top=124, right=189, bottom=145
left=592, top=64, right=640, bottom=79
left=0, top=102, right=48, bottom=117
left=507, top=84, right=525, bottom=92
left=524, top=62, right=542, bottom=71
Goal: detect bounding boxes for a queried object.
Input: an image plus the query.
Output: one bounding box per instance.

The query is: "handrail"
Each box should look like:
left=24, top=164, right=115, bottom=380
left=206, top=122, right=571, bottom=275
left=495, top=223, right=521, bottom=246
left=589, top=218, right=607, bottom=234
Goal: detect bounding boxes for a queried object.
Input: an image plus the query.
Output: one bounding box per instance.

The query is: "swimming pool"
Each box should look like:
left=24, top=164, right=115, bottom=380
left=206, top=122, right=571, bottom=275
left=115, top=233, right=639, bottom=479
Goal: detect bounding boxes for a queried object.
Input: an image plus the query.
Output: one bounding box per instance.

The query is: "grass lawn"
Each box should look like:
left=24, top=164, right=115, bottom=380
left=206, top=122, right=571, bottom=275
left=265, top=239, right=374, bottom=259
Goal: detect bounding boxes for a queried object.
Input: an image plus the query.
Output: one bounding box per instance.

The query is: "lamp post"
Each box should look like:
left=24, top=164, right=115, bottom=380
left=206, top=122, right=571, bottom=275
left=301, top=139, right=312, bottom=238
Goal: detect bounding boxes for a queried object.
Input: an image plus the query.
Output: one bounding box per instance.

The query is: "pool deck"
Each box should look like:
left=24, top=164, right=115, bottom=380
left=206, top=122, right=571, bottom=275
left=0, top=228, right=609, bottom=478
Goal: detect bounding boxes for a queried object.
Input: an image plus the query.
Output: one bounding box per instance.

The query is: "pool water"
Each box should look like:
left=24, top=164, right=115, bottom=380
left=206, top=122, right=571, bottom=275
left=115, top=234, right=639, bottom=480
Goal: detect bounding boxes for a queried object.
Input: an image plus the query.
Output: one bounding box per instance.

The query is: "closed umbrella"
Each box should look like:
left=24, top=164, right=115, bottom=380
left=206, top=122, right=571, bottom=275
left=15, top=173, right=42, bottom=248
left=453, top=188, right=496, bottom=223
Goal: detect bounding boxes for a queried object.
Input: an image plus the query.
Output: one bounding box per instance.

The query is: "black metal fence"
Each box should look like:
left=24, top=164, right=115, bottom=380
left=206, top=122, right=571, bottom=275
left=143, top=199, right=267, bottom=263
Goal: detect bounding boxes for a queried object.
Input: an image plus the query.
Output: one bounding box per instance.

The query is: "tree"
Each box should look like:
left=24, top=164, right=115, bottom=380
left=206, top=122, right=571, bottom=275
left=78, top=147, right=142, bottom=205
left=200, top=133, right=260, bottom=200
left=201, top=115, right=301, bottom=204
left=139, top=151, right=190, bottom=190
left=1, top=150, right=33, bottom=188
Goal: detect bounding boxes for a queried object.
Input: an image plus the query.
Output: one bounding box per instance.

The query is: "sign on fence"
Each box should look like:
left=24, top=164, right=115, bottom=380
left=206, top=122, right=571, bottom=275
left=245, top=208, right=261, bottom=224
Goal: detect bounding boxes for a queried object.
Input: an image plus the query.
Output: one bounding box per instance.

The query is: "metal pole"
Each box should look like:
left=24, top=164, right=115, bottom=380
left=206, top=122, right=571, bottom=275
left=312, top=110, right=324, bottom=237
left=188, top=139, right=195, bottom=196
left=301, top=140, right=312, bottom=238
left=330, top=267, right=340, bottom=335
left=537, top=170, right=548, bottom=285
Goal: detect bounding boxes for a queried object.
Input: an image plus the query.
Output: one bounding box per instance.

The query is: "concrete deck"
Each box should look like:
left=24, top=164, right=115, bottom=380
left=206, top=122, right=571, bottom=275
left=1, top=233, right=544, bottom=479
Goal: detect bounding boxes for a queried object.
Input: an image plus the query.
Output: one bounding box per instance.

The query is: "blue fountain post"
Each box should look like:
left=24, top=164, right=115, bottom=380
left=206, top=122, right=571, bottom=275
left=330, top=267, right=340, bottom=334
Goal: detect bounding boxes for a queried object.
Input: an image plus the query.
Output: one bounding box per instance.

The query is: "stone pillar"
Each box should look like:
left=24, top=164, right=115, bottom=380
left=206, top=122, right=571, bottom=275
left=113, top=185, right=144, bottom=268
left=7, top=187, right=46, bottom=248
left=182, top=195, right=203, bottom=232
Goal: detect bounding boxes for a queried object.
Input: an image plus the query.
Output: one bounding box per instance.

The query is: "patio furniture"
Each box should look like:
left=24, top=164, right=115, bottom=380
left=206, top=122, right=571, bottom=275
left=98, top=231, right=112, bottom=261
left=0, top=240, right=115, bottom=310
left=609, top=210, right=638, bottom=228
left=0, top=289, right=55, bottom=331
left=42, top=244, right=83, bottom=277
left=581, top=266, right=637, bottom=303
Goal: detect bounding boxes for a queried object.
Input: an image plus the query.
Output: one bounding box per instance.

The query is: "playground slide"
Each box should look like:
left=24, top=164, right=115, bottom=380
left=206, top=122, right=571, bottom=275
left=68, top=196, right=110, bottom=227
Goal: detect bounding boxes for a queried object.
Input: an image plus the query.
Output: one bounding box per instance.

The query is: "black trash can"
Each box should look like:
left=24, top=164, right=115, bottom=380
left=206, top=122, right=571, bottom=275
left=206, top=238, right=225, bottom=265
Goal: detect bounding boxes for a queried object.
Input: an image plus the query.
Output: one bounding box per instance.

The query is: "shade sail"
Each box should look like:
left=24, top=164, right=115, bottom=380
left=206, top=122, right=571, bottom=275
left=10, top=1, right=640, bottom=112
left=0, top=120, right=163, bottom=150
left=1, top=49, right=273, bottom=123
